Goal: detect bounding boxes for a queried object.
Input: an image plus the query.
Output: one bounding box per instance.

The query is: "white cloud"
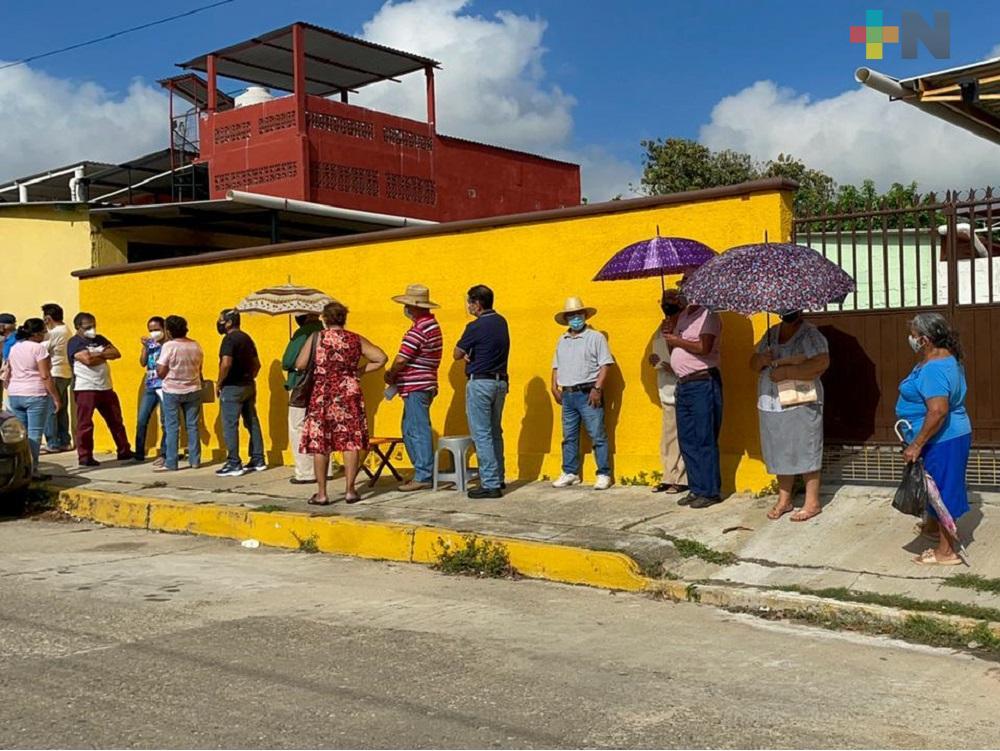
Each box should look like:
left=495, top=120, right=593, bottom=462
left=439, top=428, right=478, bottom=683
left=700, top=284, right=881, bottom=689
left=356, top=0, right=636, bottom=200
left=989, top=43, right=1000, bottom=59
left=699, top=80, right=1000, bottom=193
left=0, top=63, right=166, bottom=184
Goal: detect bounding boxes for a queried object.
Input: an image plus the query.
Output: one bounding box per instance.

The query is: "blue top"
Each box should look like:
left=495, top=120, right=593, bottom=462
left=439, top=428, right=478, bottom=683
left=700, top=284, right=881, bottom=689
left=143, top=340, right=163, bottom=390
left=895, top=356, right=972, bottom=444
left=1, top=332, right=15, bottom=361
left=456, top=310, right=510, bottom=376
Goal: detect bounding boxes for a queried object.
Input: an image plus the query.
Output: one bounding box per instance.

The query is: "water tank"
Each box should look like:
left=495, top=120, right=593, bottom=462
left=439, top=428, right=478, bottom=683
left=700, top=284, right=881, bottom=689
left=235, top=86, right=275, bottom=108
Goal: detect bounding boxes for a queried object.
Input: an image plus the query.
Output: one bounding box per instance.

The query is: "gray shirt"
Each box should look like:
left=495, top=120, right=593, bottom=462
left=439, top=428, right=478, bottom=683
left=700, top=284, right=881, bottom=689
left=552, top=327, right=614, bottom=387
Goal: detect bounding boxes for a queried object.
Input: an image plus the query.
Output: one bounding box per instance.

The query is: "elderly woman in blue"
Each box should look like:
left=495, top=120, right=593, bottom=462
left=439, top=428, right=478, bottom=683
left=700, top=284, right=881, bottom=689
left=895, top=313, right=972, bottom=566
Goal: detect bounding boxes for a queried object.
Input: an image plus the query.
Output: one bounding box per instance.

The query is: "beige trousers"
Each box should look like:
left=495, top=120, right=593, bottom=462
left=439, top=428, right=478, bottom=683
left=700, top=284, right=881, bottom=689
left=288, top=405, right=314, bottom=481
left=660, top=402, right=687, bottom=485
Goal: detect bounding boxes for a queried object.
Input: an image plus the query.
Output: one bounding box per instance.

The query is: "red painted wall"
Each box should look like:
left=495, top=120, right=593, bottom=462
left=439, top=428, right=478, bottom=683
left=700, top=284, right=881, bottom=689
left=199, top=94, right=580, bottom=221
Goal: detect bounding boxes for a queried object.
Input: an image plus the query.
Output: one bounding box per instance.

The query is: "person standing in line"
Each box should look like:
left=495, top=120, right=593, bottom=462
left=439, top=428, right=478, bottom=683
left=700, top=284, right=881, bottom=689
left=41, top=303, right=73, bottom=454
left=282, top=312, right=325, bottom=485
left=134, top=316, right=168, bottom=465
left=550, top=297, right=614, bottom=490
left=665, top=290, right=724, bottom=508
left=155, top=315, right=204, bottom=472
left=4, top=318, right=61, bottom=479
left=0, top=313, right=17, bottom=408
left=648, top=289, right=688, bottom=495
left=385, top=284, right=443, bottom=492
left=455, top=284, right=510, bottom=500
left=67, top=312, right=133, bottom=467
left=215, top=308, right=265, bottom=477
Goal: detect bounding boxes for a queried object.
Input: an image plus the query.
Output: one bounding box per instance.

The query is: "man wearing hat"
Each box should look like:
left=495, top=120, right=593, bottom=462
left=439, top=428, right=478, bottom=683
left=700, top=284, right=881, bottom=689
left=385, top=284, right=443, bottom=492
left=550, top=297, right=615, bottom=490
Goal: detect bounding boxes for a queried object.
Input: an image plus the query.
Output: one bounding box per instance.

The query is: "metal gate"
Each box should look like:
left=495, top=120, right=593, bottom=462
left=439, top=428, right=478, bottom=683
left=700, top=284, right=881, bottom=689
left=793, top=189, right=1000, bottom=486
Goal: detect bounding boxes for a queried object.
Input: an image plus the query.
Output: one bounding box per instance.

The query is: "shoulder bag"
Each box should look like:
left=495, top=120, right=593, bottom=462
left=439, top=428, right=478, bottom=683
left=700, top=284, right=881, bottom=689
left=289, top=332, right=318, bottom=409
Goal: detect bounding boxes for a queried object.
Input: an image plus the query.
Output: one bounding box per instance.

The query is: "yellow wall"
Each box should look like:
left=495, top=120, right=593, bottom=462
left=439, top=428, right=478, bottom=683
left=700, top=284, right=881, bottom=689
left=79, top=188, right=793, bottom=493
left=0, top=206, right=92, bottom=323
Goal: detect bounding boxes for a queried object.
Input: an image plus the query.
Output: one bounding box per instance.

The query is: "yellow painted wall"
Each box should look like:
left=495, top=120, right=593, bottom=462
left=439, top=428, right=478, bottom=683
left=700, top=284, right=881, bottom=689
left=0, top=206, right=92, bottom=323
left=79, top=188, right=793, bottom=493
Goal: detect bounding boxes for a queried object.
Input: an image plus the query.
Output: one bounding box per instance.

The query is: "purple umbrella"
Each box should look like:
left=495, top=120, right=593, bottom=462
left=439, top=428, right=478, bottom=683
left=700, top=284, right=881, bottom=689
left=682, top=241, right=856, bottom=316
left=593, top=233, right=716, bottom=287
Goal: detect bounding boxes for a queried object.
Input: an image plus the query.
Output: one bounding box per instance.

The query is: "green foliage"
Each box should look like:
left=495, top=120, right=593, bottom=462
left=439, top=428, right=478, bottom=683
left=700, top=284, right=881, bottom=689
left=618, top=470, right=662, bottom=487
left=775, top=584, right=1000, bottom=623
left=670, top=537, right=738, bottom=566
left=433, top=535, right=516, bottom=578
left=253, top=504, right=286, bottom=513
left=292, top=532, right=319, bottom=553
left=945, top=574, right=1000, bottom=595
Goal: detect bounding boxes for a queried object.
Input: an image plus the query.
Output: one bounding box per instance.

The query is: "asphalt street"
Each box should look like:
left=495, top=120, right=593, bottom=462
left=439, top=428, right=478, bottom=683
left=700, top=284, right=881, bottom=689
left=1, top=517, right=998, bottom=749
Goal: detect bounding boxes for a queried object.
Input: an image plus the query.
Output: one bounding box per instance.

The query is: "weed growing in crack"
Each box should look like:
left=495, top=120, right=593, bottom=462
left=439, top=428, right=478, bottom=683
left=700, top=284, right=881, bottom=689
left=433, top=535, right=516, bottom=578
left=945, top=573, right=1000, bottom=596
left=292, top=532, right=320, bottom=553
left=671, top=538, right=738, bottom=566
left=253, top=504, right=286, bottom=513
left=774, top=584, right=1000, bottom=622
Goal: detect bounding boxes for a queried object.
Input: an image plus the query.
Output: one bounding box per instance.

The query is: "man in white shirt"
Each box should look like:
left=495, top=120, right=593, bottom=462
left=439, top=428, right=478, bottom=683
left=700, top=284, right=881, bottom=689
left=41, top=303, right=73, bottom=453
left=648, top=289, right=688, bottom=495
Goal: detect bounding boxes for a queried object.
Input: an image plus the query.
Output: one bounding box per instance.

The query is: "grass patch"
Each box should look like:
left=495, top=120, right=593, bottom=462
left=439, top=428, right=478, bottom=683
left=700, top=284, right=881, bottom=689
left=433, top=534, right=516, bottom=578
left=774, top=584, right=1000, bottom=623
left=292, top=532, right=319, bottom=553
left=669, top=537, right=738, bottom=566
left=253, top=504, right=286, bottom=513
left=618, top=470, right=663, bottom=487
left=945, top=574, right=1000, bottom=596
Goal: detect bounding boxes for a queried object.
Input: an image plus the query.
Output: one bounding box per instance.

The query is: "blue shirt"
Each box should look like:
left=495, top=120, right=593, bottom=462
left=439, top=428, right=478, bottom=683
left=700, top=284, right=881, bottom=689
left=1, top=332, right=15, bottom=361
left=456, top=310, right=510, bottom=376
left=895, top=356, right=972, bottom=444
left=143, top=340, right=163, bottom=390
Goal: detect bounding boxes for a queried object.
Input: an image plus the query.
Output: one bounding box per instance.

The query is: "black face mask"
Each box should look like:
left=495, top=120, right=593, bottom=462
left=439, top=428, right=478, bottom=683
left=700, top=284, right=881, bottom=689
left=216, top=321, right=228, bottom=336
left=294, top=315, right=310, bottom=328
left=661, top=303, right=681, bottom=316
left=780, top=311, right=802, bottom=324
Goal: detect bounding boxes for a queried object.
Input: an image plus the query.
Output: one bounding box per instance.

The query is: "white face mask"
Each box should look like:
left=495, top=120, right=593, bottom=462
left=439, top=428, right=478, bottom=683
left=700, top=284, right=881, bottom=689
left=149, top=330, right=164, bottom=341
left=403, top=308, right=414, bottom=321
left=908, top=335, right=923, bottom=353
left=83, top=328, right=97, bottom=339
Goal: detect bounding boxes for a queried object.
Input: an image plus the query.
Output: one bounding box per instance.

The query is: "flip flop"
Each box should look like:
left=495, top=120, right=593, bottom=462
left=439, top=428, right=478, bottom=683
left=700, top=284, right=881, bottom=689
left=345, top=494, right=362, bottom=504
left=914, top=548, right=961, bottom=566
left=307, top=494, right=333, bottom=506
left=767, top=503, right=794, bottom=521
left=790, top=508, right=822, bottom=522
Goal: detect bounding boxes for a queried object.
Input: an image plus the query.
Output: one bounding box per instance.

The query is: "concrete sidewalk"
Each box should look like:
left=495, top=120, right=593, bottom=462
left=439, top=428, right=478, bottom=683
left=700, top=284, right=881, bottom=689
left=34, top=450, right=1000, bottom=616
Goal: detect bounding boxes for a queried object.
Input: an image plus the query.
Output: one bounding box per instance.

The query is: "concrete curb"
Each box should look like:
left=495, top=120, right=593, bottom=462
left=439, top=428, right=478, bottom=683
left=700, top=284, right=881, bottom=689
left=52, top=486, right=1000, bottom=641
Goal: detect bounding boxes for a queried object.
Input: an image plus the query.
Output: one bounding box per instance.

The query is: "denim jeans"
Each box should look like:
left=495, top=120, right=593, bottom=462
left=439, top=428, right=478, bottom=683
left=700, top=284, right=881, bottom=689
left=402, top=390, right=435, bottom=482
left=44, top=376, right=72, bottom=449
left=220, top=384, right=264, bottom=465
left=162, top=390, right=202, bottom=470
left=675, top=374, right=724, bottom=500
left=560, top=391, right=610, bottom=476
left=8, top=394, right=52, bottom=474
left=135, top=389, right=167, bottom=459
left=465, top=379, right=507, bottom=489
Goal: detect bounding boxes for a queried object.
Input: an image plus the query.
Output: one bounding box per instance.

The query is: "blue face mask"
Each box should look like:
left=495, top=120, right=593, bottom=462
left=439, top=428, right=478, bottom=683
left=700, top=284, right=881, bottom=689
left=567, top=315, right=586, bottom=332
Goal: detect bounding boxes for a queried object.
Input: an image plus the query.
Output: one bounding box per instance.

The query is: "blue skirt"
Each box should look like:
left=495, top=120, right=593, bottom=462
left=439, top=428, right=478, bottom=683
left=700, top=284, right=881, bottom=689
left=922, top=433, right=972, bottom=521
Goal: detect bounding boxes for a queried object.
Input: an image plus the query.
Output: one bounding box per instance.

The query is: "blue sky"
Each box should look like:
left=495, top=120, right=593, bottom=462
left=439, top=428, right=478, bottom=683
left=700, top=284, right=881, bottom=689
left=1, top=0, right=999, bottom=196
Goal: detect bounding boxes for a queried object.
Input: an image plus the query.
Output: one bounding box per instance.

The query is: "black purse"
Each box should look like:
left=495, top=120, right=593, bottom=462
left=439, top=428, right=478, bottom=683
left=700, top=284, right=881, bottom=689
left=289, top=333, right=318, bottom=409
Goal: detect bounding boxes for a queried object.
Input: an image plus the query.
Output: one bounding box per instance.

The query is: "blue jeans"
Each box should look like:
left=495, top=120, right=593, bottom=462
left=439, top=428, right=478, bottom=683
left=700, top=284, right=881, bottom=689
left=220, top=384, right=264, bottom=465
left=561, top=391, right=610, bottom=476
left=465, top=379, right=507, bottom=489
left=8, top=394, right=52, bottom=474
left=44, top=376, right=72, bottom=449
left=402, top=390, right=435, bottom=482
left=135, top=389, right=167, bottom=460
left=162, top=391, right=202, bottom=470
left=675, top=374, right=724, bottom=500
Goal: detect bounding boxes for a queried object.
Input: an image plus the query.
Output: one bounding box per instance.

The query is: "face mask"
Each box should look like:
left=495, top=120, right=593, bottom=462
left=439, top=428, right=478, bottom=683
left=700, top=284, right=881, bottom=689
left=403, top=308, right=415, bottom=321
left=780, top=311, right=802, bottom=324
left=149, top=330, right=164, bottom=342
left=908, top=335, right=923, bottom=353
left=661, top=303, right=681, bottom=316
left=83, top=328, right=97, bottom=339
left=217, top=321, right=228, bottom=336
left=567, top=315, right=586, bottom=332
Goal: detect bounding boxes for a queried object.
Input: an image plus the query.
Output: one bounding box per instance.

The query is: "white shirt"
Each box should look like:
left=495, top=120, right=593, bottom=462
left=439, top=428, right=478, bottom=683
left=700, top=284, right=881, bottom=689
left=651, top=323, right=678, bottom=406
left=45, top=324, right=72, bottom=379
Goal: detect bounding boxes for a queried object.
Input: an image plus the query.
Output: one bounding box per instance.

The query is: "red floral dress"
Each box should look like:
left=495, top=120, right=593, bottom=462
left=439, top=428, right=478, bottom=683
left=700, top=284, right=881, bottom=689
left=300, top=329, right=369, bottom=453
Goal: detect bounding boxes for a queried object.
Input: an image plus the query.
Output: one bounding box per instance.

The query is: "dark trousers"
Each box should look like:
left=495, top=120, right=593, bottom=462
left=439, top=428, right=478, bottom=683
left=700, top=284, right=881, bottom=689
left=75, top=390, right=131, bottom=461
left=45, top=376, right=73, bottom=449
left=675, top=374, right=723, bottom=500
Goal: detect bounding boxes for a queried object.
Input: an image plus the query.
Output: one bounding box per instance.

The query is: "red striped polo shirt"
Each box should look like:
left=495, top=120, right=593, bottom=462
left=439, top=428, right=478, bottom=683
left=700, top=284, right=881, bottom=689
left=396, top=313, right=442, bottom=396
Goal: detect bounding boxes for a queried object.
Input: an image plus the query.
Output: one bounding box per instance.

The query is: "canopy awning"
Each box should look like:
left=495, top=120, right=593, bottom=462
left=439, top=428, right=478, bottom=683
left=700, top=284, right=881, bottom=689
left=158, top=73, right=235, bottom=110
left=177, top=22, right=440, bottom=96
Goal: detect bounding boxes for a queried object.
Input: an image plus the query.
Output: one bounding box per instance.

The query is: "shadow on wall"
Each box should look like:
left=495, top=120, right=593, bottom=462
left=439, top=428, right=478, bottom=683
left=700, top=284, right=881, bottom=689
left=818, top=325, right=880, bottom=443
left=266, top=359, right=288, bottom=464
left=516, top=376, right=553, bottom=480
left=717, top=312, right=759, bottom=494
left=640, top=324, right=663, bottom=408
left=443, top=359, right=468, bottom=436
left=600, top=330, right=624, bottom=480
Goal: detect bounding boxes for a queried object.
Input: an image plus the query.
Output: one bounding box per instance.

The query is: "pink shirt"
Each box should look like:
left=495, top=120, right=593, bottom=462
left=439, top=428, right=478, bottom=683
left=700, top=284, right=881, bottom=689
left=6, top=341, right=50, bottom=397
left=157, top=339, right=204, bottom=394
left=669, top=306, right=722, bottom=378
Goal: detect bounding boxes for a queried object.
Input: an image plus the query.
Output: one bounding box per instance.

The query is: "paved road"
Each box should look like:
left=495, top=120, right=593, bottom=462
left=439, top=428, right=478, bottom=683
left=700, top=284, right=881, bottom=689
left=1, top=518, right=998, bottom=749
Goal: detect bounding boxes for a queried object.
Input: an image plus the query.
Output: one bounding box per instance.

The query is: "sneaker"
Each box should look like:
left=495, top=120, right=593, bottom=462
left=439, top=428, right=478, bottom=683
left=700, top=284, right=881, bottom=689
left=593, top=474, right=613, bottom=490
left=552, top=473, right=581, bottom=488
left=677, top=493, right=696, bottom=507
left=215, top=461, right=246, bottom=477
left=79, top=458, right=100, bottom=467
left=152, top=457, right=165, bottom=469
left=399, top=480, right=433, bottom=492
left=690, top=496, right=723, bottom=509
left=468, top=487, right=502, bottom=499
left=245, top=460, right=267, bottom=472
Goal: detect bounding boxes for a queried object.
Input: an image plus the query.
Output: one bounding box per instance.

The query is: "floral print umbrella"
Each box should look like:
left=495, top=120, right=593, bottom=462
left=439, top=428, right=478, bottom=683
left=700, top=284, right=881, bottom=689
left=593, top=234, right=717, bottom=282
left=682, top=241, right=856, bottom=315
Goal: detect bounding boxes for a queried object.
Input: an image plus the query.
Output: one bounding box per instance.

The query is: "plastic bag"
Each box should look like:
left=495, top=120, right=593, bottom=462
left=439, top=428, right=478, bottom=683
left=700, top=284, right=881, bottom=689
left=893, top=460, right=928, bottom=517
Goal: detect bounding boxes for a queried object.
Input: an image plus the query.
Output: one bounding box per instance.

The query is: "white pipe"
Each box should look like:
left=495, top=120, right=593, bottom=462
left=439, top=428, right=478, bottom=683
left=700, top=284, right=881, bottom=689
left=855, top=67, right=911, bottom=99
left=225, top=190, right=437, bottom=227
left=0, top=164, right=87, bottom=195
left=69, top=166, right=86, bottom=203
left=17, top=184, right=27, bottom=203
left=94, top=164, right=194, bottom=202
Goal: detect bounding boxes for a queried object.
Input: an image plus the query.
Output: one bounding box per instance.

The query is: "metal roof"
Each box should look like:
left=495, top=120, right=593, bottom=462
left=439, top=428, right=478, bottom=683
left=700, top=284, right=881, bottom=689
left=857, top=58, right=1000, bottom=146
left=158, top=73, right=235, bottom=111
left=178, top=22, right=440, bottom=96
